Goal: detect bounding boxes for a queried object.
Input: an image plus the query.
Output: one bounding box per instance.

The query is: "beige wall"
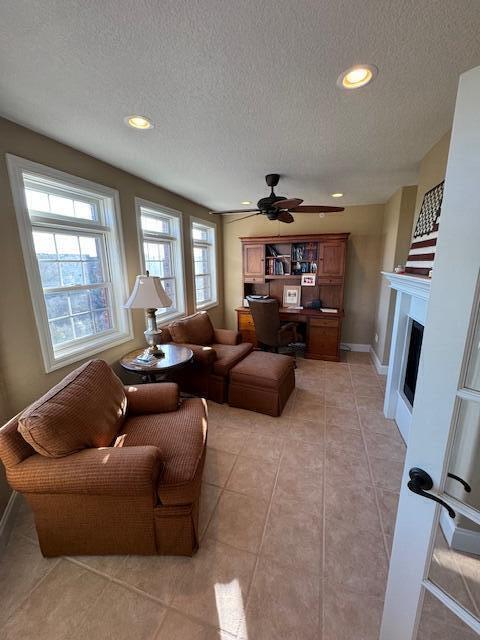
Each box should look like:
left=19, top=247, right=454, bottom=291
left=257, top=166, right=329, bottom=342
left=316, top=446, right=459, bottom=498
left=372, top=186, right=417, bottom=365
left=0, top=117, right=224, bottom=417
left=0, top=376, right=11, bottom=518
left=371, top=130, right=451, bottom=368
left=412, top=131, right=451, bottom=233
left=223, top=205, right=384, bottom=345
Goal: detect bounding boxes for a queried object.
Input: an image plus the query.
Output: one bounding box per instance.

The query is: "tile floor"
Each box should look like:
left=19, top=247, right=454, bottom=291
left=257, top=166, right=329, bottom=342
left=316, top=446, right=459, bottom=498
left=0, top=352, right=407, bottom=639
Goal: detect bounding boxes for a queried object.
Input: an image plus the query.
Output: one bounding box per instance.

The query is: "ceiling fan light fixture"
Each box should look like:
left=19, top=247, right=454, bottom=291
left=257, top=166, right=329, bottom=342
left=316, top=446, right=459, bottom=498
left=331, top=193, right=344, bottom=198
left=337, top=64, right=377, bottom=90
left=125, top=115, right=154, bottom=130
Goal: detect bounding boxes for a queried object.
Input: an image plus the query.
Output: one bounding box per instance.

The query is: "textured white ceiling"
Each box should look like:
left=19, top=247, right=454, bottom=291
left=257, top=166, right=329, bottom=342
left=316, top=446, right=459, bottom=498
left=1, top=1, right=480, bottom=209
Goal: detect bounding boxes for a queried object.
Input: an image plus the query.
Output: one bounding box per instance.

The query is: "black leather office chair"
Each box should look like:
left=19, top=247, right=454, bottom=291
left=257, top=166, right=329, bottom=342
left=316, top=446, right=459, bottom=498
left=247, top=298, right=299, bottom=354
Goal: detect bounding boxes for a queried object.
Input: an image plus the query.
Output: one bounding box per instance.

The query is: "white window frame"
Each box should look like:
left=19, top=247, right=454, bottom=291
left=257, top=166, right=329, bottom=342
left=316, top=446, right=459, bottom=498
left=135, top=197, right=186, bottom=324
left=191, top=217, right=218, bottom=311
left=7, top=154, right=133, bottom=373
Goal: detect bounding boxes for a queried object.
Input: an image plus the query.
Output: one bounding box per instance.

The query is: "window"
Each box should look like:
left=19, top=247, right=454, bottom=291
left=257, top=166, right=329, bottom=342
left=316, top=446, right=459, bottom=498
left=7, top=155, right=132, bottom=372
left=136, top=198, right=185, bottom=321
left=192, top=219, right=217, bottom=309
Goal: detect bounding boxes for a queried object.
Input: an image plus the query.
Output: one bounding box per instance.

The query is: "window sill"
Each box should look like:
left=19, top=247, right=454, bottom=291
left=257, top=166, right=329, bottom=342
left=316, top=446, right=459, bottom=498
left=46, top=330, right=133, bottom=373
left=196, top=301, right=219, bottom=312
left=157, top=310, right=186, bottom=326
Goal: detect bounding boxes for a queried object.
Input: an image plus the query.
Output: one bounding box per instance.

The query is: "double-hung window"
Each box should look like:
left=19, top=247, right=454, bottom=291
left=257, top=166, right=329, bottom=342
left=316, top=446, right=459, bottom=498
left=136, top=198, right=185, bottom=321
left=192, top=219, right=217, bottom=309
left=7, top=155, right=132, bottom=372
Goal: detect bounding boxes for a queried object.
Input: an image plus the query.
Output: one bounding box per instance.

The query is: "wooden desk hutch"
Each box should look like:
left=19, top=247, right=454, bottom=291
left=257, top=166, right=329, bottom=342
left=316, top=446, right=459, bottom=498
left=236, top=233, right=349, bottom=361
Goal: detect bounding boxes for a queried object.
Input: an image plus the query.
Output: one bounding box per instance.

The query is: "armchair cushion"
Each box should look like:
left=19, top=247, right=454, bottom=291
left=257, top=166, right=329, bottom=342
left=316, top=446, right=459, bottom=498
left=169, top=312, right=215, bottom=346
left=211, top=342, right=254, bottom=377
left=125, top=383, right=179, bottom=415
left=17, top=360, right=126, bottom=458
left=7, top=445, right=161, bottom=496
left=119, top=398, right=207, bottom=505
left=213, top=328, right=242, bottom=346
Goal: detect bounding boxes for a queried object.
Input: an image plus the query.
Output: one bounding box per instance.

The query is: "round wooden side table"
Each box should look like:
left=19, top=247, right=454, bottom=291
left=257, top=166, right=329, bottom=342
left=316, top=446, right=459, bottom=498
left=120, top=344, right=194, bottom=383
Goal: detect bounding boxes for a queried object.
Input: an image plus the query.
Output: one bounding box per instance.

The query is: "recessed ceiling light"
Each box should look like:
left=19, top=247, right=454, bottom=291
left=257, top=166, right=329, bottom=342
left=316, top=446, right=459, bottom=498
left=337, top=64, right=378, bottom=90
left=124, top=115, right=154, bottom=130
left=331, top=193, right=344, bottom=198
left=241, top=200, right=253, bottom=205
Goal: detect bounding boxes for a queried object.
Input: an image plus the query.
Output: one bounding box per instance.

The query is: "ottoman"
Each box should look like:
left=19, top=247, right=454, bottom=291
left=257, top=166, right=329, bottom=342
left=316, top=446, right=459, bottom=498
left=228, top=351, right=295, bottom=417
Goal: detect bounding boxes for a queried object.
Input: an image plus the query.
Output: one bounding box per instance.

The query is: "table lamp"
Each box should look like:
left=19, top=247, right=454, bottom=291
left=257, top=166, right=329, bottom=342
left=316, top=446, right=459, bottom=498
left=124, top=272, right=172, bottom=357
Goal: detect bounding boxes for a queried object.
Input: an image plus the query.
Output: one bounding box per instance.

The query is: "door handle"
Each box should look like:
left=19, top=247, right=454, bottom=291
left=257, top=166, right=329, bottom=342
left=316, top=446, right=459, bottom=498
left=447, top=472, right=472, bottom=493
left=407, top=468, right=456, bottom=518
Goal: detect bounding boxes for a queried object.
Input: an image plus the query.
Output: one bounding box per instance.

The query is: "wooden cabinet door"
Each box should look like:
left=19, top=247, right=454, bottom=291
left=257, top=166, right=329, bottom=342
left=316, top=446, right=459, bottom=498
left=243, top=244, right=265, bottom=279
left=318, top=241, right=345, bottom=276
left=307, top=317, right=340, bottom=361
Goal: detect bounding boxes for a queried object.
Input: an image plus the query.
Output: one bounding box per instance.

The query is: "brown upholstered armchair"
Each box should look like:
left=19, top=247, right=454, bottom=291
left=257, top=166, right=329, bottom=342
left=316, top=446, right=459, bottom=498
left=248, top=298, right=298, bottom=353
left=0, top=360, right=207, bottom=557
left=162, top=311, right=253, bottom=403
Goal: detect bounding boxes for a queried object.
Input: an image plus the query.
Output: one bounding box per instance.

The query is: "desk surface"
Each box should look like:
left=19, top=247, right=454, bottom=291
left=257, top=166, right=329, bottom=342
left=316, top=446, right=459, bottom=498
left=236, top=306, right=343, bottom=318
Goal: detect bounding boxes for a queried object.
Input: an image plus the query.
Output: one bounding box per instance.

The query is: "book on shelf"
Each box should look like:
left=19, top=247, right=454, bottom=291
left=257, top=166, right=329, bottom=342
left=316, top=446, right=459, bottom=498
left=320, top=307, right=338, bottom=313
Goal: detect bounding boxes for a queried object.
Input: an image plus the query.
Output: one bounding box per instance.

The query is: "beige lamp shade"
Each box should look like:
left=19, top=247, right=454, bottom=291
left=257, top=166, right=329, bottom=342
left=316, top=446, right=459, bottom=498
left=124, top=274, right=172, bottom=309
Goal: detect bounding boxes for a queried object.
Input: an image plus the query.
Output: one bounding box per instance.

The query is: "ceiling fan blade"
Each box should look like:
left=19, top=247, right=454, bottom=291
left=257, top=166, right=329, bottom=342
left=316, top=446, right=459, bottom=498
left=289, top=205, right=344, bottom=213
left=277, top=211, right=294, bottom=224
left=226, top=213, right=261, bottom=224
left=209, top=208, right=259, bottom=215
left=271, top=198, right=303, bottom=210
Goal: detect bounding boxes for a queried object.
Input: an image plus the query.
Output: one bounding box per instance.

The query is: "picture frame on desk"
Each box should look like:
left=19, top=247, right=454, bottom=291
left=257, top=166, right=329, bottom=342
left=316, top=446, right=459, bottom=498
left=283, top=285, right=301, bottom=307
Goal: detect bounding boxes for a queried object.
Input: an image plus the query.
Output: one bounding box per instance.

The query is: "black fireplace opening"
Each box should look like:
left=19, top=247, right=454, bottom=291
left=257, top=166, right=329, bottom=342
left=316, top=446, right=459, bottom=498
left=403, top=320, right=424, bottom=406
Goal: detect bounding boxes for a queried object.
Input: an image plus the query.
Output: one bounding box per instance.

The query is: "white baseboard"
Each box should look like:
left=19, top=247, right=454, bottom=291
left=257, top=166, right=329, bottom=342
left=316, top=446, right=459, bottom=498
left=0, top=490, right=18, bottom=553
left=369, top=346, right=389, bottom=375
left=440, top=510, right=480, bottom=555
left=340, top=343, right=371, bottom=352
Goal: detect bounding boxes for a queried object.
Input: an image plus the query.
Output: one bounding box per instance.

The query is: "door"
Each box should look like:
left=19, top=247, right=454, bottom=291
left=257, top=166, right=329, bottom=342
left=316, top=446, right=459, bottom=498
left=243, top=243, right=265, bottom=281
left=317, top=240, right=345, bottom=276
left=307, top=317, right=340, bottom=361
left=380, top=66, right=480, bottom=639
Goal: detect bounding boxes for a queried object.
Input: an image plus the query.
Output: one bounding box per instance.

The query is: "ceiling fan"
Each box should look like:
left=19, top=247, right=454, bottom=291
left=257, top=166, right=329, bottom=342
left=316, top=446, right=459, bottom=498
left=209, top=174, right=344, bottom=224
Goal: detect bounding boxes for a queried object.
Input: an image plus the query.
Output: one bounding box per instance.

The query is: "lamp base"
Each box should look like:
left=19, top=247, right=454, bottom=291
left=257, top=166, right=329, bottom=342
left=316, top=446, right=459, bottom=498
left=144, top=308, right=164, bottom=357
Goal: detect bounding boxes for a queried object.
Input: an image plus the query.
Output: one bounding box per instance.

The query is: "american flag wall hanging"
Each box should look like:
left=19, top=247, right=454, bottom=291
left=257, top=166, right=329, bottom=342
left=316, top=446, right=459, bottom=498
left=405, top=181, right=444, bottom=276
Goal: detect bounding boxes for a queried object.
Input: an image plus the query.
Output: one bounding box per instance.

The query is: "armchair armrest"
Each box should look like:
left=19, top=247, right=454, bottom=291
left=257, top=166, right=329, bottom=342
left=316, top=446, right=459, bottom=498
left=179, top=343, right=217, bottom=368
left=213, top=328, right=242, bottom=345
left=7, top=446, right=161, bottom=497
left=125, top=382, right=179, bottom=414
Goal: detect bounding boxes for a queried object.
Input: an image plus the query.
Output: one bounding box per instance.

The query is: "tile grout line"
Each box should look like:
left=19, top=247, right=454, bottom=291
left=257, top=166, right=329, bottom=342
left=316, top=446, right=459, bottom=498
left=0, top=544, right=62, bottom=631
left=349, top=360, right=392, bottom=562
left=202, top=400, right=244, bottom=540
left=154, top=604, right=237, bottom=640
left=320, top=367, right=327, bottom=640
left=234, top=405, right=292, bottom=639
left=202, top=395, right=296, bottom=638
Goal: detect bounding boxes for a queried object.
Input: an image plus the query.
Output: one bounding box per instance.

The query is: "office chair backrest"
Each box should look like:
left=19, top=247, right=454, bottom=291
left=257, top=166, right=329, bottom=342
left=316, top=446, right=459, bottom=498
left=247, top=298, right=281, bottom=347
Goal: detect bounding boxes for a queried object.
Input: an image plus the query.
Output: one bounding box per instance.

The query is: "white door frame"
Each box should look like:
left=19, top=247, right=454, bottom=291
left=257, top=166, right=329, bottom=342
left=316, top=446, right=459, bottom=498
left=380, top=65, right=480, bottom=639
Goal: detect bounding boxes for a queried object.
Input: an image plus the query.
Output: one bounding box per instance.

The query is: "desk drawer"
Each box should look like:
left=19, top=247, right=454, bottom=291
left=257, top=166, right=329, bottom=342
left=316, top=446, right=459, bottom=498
left=310, top=317, right=339, bottom=328
left=317, top=276, right=343, bottom=285
left=244, top=277, right=265, bottom=284
left=238, top=311, right=255, bottom=329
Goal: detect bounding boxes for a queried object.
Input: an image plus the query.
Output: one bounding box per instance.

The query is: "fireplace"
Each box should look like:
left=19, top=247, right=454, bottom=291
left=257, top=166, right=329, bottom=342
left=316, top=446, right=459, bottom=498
left=382, top=272, right=431, bottom=443
left=403, top=320, right=424, bottom=406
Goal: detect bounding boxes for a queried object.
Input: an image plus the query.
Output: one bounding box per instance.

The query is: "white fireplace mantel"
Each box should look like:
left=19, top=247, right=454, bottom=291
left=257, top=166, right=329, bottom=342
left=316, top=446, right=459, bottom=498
left=382, top=272, right=431, bottom=443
